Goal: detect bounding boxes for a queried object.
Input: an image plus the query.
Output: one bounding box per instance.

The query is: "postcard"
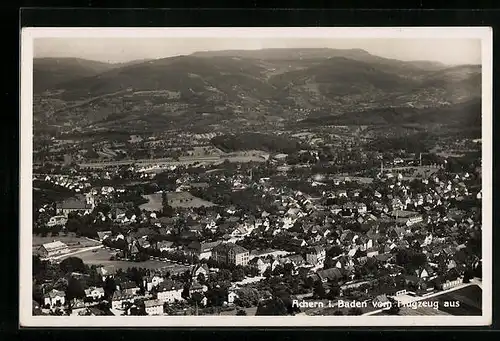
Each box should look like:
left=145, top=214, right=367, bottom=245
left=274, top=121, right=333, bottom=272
left=20, top=27, right=492, bottom=327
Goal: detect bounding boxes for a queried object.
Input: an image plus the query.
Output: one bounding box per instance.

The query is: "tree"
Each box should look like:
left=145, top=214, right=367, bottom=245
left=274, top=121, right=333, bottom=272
left=218, top=269, right=232, bottom=282
left=255, top=297, right=288, bottom=316
left=182, top=283, right=191, bottom=300
left=313, top=280, right=326, bottom=299
left=65, top=277, right=86, bottom=307
left=236, top=309, right=247, bottom=316
left=232, top=266, right=246, bottom=282
left=59, top=257, right=86, bottom=274
left=104, top=276, right=116, bottom=300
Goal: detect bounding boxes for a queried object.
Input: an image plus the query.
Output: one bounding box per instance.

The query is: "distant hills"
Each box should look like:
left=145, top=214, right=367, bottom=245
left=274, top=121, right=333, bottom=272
left=32, top=48, right=482, bottom=133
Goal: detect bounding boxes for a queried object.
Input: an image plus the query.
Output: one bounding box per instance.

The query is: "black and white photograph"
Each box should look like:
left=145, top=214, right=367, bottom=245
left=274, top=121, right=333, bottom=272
left=20, top=27, right=492, bottom=327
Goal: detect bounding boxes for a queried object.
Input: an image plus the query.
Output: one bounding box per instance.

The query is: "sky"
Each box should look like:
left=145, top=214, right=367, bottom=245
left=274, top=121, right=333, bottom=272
left=33, top=37, right=481, bottom=66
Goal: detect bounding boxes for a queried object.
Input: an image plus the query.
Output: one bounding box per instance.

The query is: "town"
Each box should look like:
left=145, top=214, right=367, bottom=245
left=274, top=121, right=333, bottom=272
left=32, top=126, right=483, bottom=317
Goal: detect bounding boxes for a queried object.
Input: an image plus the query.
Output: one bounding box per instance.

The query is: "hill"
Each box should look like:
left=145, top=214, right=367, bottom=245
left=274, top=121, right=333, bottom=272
left=299, top=98, right=481, bottom=127
left=32, top=48, right=482, bottom=133
left=33, top=58, right=118, bottom=93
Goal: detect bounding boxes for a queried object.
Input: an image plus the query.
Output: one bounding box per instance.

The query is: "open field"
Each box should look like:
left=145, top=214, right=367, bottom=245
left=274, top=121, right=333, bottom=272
left=139, top=193, right=163, bottom=211
left=57, top=247, right=191, bottom=272
left=140, top=192, right=216, bottom=211
left=77, top=153, right=268, bottom=169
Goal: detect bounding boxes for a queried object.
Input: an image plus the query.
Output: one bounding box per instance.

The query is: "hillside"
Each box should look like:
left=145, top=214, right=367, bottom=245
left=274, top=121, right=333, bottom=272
left=33, top=58, right=117, bottom=93
left=299, top=98, right=481, bottom=127
left=32, top=48, right=482, bottom=133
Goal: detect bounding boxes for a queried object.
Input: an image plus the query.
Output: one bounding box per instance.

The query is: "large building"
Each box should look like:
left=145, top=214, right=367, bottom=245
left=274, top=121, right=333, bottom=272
left=212, top=243, right=249, bottom=266
left=37, top=241, right=70, bottom=258
left=55, top=194, right=94, bottom=216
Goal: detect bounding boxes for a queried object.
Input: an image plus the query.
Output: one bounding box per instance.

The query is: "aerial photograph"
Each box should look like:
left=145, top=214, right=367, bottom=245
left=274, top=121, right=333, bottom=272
left=27, top=32, right=484, bottom=320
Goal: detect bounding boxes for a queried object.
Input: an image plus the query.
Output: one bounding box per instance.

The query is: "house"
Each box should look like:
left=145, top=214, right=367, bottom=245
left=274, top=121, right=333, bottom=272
left=55, top=196, right=94, bottom=216
left=156, top=280, right=184, bottom=303
left=111, top=291, right=136, bottom=310
left=284, top=254, right=306, bottom=267
left=144, top=299, right=163, bottom=315
left=143, top=274, right=165, bottom=292
left=97, top=231, right=112, bottom=241
left=372, top=294, right=390, bottom=307
left=312, top=268, right=343, bottom=283
left=84, top=287, right=105, bottom=300
left=305, top=246, right=326, bottom=266
left=248, top=257, right=269, bottom=275
left=46, top=215, right=68, bottom=227
left=118, top=281, right=140, bottom=295
left=43, top=289, right=65, bottom=307
left=96, top=266, right=116, bottom=282
left=228, top=290, right=239, bottom=304
left=212, top=243, right=249, bottom=266
left=289, top=238, right=307, bottom=249
left=186, top=240, right=222, bottom=259
left=37, top=241, right=70, bottom=258
left=191, top=263, right=209, bottom=281
left=357, top=203, right=367, bottom=214
left=157, top=241, right=175, bottom=252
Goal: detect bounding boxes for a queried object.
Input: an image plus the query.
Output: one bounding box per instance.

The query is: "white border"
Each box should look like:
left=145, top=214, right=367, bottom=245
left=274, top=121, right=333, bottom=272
left=20, top=27, right=493, bottom=327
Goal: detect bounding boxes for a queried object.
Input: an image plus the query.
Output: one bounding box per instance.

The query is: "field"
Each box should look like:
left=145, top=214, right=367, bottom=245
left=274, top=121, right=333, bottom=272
left=58, top=247, right=191, bottom=272
left=139, top=193, right=163, bottom=211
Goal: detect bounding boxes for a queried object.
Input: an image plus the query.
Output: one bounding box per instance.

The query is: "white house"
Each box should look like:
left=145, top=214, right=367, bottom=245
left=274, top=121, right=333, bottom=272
left=85, top=287, right=105, bottom=300
left=156, top=281, right=184, bottom=303
left=144, top=299, right=163, bottom=316
left=44, top=289, right=65, bottom=307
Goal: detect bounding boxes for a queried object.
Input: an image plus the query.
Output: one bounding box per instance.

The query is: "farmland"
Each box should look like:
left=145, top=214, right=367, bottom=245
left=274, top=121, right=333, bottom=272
left=57, top=247, right=191, bottom=272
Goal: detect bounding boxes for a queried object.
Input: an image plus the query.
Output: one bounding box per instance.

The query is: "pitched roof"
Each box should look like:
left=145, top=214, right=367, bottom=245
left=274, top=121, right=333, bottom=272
left=316, top=268, right=343, bottom=281
left=42, top=241, right=68, bottom=251
left=213, top=242, right=248, bottom=255
left=144, top=299, right=163, bottom=308
left=157, top=280, right=183, bottom=291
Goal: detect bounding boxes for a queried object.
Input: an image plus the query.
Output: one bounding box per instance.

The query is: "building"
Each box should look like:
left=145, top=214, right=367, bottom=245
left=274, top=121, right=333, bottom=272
left=96, top=231, right=112, bottom=241
left=144, top=299, right=163, bottom=316
left=186, top=240, right=222, bottom=259
left=37, top=241, right=70, bottom=258
left=43, top=289, right=65, bottom=307
left=156, top=280, right=184, bottom=303
left=305, top=246, right=326, bottom=266
left=118, top=281, right=140, bottom=295
left=111, top=291, right=136, bottom=310
left=212, top=243, right=249, bottom=266
left=143, top=274, right=165, bottom=292
left=46, top=215, right=68, bottom=227
left=55, top=196, right=94, bottom=216
left=84, top=287, right=105, bottom=300
left=96, top=266, right=116, bottom=282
